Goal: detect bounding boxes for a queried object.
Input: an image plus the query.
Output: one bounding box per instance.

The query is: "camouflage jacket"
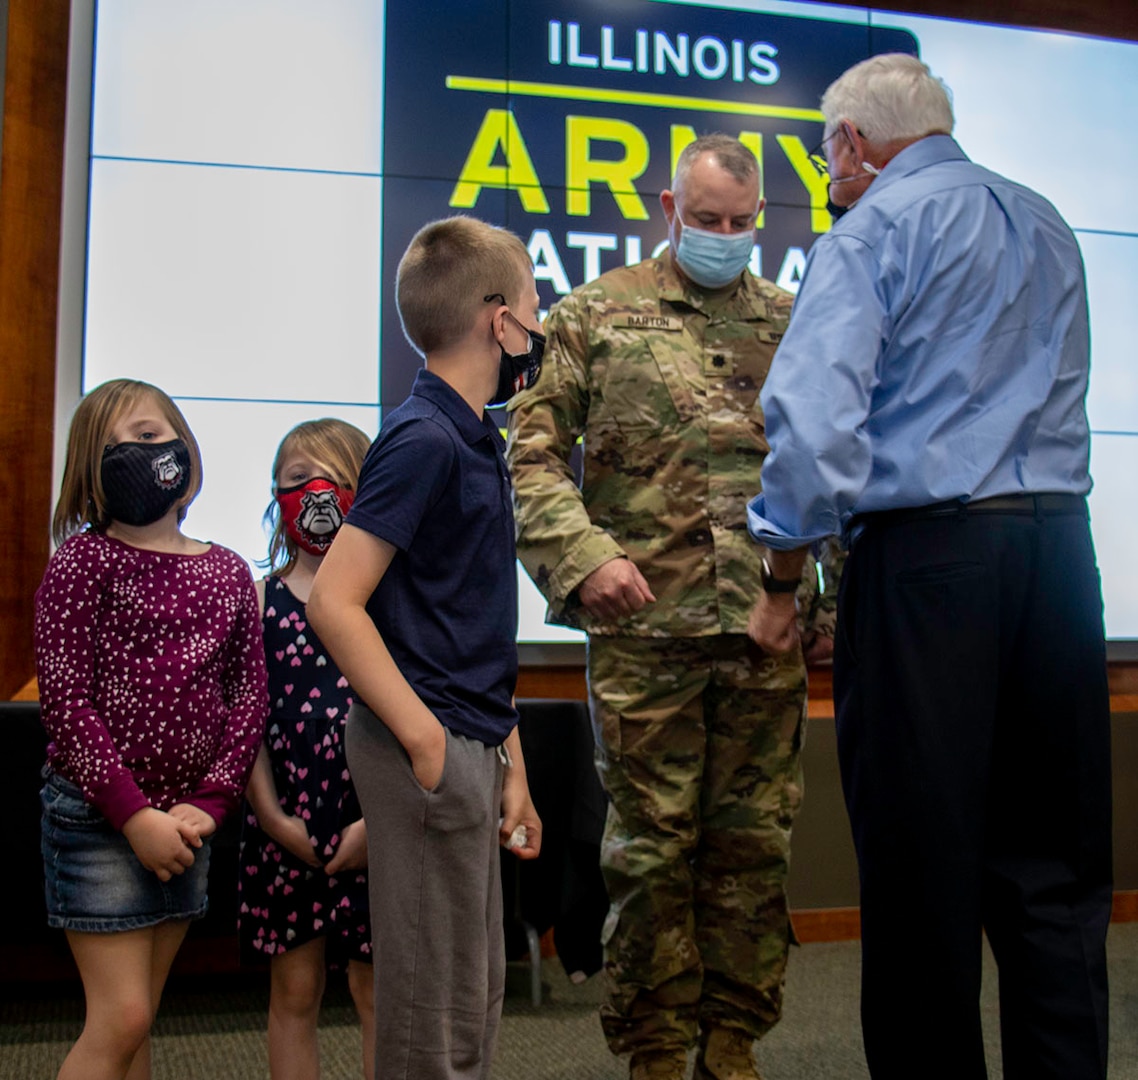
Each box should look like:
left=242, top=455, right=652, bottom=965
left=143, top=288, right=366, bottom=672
left=507, top=255, right=803, bottom=637
left=800, top=535, right=845, bottom=643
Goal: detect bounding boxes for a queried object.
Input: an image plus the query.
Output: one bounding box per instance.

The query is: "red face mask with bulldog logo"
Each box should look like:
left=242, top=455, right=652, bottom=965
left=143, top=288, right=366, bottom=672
left=275, top=478, right=355, bottom=556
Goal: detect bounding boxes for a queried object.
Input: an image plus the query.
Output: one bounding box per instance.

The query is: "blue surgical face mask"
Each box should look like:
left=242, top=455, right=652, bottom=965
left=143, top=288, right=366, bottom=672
left=673, top=220, right=755, bottom=290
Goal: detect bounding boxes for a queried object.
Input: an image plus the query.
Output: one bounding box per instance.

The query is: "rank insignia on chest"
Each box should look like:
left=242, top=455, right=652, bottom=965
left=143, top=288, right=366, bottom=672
left=611, top=314, right=683, bottom=332
left=703, top=349, right=736, bottom=375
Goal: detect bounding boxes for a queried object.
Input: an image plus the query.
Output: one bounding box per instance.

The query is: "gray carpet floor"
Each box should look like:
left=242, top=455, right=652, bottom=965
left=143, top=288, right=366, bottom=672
left=3, top=923, right=1137, bottom=1079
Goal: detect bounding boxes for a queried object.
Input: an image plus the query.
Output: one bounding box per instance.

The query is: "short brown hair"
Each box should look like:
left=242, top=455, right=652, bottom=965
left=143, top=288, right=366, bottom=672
left=263, top=417, right=371, bottom=576
left=53, top=379, right=203, bottom=545
left=673, top=133, right=760, bottom=193
left=396, top=216, right=532, bottom=357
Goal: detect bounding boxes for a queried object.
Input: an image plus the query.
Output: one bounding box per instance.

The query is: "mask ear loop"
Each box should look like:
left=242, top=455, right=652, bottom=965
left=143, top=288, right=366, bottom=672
left=484, top=293, right=535, bottom=355
left=842, top=122, right=881, bottom=176
left=483, top=291, right=512, bottom=349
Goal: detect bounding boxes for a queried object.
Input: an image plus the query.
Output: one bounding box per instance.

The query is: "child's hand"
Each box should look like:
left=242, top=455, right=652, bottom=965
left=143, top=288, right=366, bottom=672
left=168, top=802, right=217, bottom=842
left=122, top=807, right=199, bottom=881
left=409, top=723, right=447, bottom=791
left=267, top=813, right=322, bottom=868
left=325, top=818, right=368, bottom=876
left=500, top=786, right=542, bottom=861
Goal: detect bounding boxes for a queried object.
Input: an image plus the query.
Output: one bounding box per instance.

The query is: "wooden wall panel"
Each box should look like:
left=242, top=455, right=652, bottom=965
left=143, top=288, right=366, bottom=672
left=0, top=0, right=69, bottom=698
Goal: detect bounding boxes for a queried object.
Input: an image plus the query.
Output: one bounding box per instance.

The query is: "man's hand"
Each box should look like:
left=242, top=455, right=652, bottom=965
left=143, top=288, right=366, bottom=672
left=748, top=591, right=800, bottom=655
left=122, top=807, right=199, bottom=881
left=578, top=558, right=656, bottom=621
left=325, top=818, right=368, bottom=876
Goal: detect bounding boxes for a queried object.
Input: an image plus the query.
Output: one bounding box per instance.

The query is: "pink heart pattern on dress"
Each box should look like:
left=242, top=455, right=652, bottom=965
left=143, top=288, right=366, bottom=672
left=237, top=574, right=370, bottom=968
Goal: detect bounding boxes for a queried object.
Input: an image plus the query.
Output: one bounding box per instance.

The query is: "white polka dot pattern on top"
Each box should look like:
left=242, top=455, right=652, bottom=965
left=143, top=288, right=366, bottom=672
left=34, top=532, right=269, bottom=831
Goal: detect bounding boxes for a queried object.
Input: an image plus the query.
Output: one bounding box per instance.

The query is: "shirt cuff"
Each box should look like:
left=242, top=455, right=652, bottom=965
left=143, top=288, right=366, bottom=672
left=746, top=494, right=829, bottom=552
left=96, top=774, right=152, bottom=833
left=547, top=530, right=627, bottom=604
left=185, top=789, right=235, bottom=830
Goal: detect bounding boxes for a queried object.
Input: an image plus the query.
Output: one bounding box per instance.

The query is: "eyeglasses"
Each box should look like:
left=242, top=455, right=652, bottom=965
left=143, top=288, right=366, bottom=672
left=806, top=125, right=865, bottom=171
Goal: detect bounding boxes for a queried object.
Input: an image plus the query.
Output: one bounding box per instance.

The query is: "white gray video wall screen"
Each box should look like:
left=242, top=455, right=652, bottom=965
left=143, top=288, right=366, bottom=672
left=81, top=0, right=1138, bottom=641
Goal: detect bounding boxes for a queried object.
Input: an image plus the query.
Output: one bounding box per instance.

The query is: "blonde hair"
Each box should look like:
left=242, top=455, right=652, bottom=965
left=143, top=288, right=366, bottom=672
left=53, top=379, right=203, bottom=545
left=396, top=216, right=532, bottom=357
left=263, top=418, right=371, bottom=576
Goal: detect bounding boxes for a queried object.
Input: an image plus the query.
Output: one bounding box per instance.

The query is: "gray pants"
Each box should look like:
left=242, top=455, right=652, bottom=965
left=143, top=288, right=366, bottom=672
left=346, top=704, right=506, bottom=1080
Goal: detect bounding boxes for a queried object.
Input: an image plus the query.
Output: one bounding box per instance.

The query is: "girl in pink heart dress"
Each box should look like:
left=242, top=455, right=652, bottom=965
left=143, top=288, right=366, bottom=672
left=238, top=418, right=375, bottom=1080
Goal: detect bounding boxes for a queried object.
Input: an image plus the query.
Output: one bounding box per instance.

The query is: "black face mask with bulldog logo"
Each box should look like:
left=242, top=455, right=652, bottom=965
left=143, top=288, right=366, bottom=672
left=101, top=439, right=191, bottom=527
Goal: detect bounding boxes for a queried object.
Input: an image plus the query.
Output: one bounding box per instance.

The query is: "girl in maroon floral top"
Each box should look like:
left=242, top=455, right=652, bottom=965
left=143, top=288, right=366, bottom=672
left=238, top=418, right=375, bottom=1080
left=35, top=379, right=268, bottom=1080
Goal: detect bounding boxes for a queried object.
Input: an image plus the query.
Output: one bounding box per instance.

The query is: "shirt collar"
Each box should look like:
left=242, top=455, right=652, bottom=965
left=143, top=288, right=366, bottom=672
left=654, top=254, right=774, bottom=321
left=410, top=368, right=498, bottom=446
left=860, top=134, right=969, bottom=200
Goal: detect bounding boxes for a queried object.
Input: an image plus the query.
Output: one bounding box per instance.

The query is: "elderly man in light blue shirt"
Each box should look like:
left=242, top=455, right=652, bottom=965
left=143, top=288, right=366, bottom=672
left=748, top=54, right=1111, bottom=1080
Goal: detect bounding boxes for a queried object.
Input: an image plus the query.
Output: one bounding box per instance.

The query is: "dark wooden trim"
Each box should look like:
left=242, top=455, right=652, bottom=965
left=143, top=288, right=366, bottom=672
left=1111, top=890, right=1138, bottom=923
left=1109, top=661, right=1138, bottom=697
left=516, top=665, right=588, bottom=701
left=514, top=661, right=1138, bottom=715
left=826, top=0, right=1138, bottom=42
left=0, top=0, right=69, bottom=698
left=8, top=892, right=1134, bottom=983
left=793, top=906, right=863, bottom=943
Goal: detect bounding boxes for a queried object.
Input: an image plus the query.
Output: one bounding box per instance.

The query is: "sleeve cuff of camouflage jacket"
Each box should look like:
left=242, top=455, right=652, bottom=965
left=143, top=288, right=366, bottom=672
left=806, top=609, right=838, bottom=639
left=547, top=531, right=628, bottom=606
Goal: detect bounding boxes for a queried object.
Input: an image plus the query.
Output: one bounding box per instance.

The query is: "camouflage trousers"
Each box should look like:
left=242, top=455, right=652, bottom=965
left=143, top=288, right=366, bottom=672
left=586, top=633, right=806, bottom=1057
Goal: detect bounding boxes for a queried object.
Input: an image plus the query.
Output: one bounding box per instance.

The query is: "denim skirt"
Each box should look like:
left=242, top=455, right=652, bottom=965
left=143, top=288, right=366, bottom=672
left=41, top=773, right=210, bottom=932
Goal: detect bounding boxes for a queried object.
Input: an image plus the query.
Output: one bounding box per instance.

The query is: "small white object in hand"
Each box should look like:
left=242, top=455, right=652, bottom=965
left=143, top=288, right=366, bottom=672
left=506, top=825, right=528, bottom=850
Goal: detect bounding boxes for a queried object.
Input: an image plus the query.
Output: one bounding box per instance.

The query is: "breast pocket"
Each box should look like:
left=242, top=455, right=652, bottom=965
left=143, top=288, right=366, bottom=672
left=596, top=336, right=697, bottom=438
left=734, top=327, right=781, bottom=390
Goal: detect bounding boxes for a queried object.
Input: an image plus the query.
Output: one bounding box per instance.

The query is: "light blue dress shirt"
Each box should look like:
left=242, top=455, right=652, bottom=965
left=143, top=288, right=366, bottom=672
left=747, top=135, right=1093, bottom=550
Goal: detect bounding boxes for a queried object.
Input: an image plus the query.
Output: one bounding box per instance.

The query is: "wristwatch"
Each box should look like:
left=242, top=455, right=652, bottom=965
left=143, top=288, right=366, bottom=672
left=761, top=557, right=799, bottom=595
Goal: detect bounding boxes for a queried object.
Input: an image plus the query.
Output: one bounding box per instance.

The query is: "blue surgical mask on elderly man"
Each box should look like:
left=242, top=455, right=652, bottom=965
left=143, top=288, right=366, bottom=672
left=673, top=220, right=755, bottom=289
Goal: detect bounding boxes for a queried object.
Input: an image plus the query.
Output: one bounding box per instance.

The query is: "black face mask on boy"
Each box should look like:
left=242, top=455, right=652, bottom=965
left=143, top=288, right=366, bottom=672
left=101, top=439, right=191, bottom=527
left=484, top=293, right=545, bottom=408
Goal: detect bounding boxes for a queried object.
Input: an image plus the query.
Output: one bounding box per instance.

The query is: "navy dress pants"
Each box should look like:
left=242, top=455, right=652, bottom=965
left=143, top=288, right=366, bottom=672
left=833, top=499, right=1112, bottom=1080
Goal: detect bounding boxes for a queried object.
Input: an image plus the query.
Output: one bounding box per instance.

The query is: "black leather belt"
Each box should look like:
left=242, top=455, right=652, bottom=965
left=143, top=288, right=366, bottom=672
left=849, top=492, right=1087, bottom=539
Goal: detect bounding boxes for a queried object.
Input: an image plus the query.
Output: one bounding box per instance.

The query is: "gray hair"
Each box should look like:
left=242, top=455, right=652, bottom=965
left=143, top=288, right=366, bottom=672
left=672, top=133, right=760, bottom=194
left=821, top=53, right=954, bottom=143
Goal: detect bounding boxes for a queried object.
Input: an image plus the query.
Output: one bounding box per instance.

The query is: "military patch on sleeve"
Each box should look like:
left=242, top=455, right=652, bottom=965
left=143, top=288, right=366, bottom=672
left=611, top=314, right=684, bottom=332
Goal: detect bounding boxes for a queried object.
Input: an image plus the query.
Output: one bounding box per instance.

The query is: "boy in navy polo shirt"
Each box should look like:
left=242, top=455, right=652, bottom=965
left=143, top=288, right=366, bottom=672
left=308, top=216, right=544, bottom=1080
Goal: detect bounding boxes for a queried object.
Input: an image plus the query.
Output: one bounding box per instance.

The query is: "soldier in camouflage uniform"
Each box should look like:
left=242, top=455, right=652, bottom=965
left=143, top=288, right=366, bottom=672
left=507, top=135, right=830, bottom=1080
